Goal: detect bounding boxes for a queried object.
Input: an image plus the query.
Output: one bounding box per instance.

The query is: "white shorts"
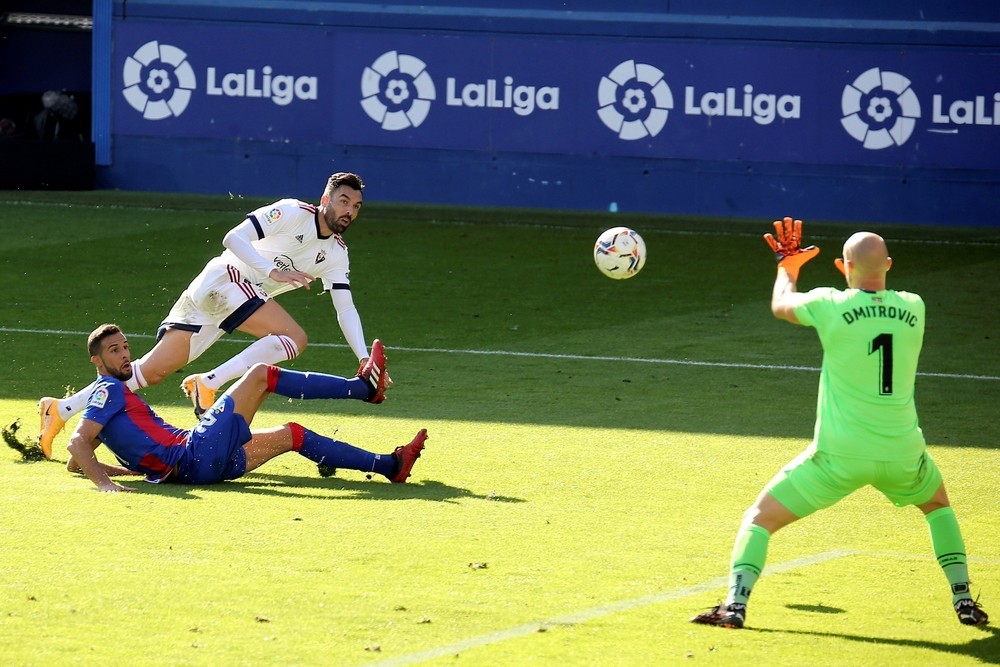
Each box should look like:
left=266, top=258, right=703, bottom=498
left=159, top=262, right=269, bottom=361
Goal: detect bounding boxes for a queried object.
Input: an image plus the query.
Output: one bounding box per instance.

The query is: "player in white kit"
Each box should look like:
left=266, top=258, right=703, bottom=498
left=37, top=172, right=386, bottom=458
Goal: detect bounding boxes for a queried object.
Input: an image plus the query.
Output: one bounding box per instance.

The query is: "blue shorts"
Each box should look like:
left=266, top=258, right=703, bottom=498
left=173, top=396, right=250, bottom=484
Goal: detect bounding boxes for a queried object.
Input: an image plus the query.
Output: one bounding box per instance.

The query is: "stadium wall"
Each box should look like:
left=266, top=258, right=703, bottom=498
left=98, top=1, right=1000, bottom=225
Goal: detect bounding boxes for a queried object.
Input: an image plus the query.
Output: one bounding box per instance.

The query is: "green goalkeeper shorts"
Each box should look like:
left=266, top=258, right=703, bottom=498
left=764, top=447, right=943, bottom=518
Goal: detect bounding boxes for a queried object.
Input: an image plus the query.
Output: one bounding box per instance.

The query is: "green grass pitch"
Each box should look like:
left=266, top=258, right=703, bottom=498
left=0, top=190, right=998, bottom=665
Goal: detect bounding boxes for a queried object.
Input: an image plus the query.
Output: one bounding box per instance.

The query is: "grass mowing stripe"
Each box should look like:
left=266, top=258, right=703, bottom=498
left=6, top=198, right=1000, bottom=246
left=367, top=547, right=998, bottom=666
left=4, top=327, right=999, bottom=382
left=366, top=549, right=858, bottom=667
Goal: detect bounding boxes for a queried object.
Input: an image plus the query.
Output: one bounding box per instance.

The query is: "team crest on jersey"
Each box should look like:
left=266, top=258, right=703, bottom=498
left=263, top=208, right=283, bottom=224
left=88, top=385, right=110, bottom=409
left=315, top=250, right=326, bottom=264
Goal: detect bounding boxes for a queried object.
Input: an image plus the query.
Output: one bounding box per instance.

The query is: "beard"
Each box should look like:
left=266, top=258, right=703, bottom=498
left=103, top=362, right=133, bottom=382
left=324, top=210, right=352, bottom=235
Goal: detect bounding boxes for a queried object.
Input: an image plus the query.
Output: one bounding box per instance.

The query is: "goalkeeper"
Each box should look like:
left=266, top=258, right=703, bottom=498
left=691, top=218, right=989, bottom=630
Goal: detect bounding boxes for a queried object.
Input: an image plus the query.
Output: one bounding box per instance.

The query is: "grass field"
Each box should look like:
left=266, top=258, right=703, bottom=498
left=0, top=190, right=998, bottom=666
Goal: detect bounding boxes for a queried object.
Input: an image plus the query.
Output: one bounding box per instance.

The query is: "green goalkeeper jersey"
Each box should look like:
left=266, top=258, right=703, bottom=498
left=794, top=287, right=926, bottom=461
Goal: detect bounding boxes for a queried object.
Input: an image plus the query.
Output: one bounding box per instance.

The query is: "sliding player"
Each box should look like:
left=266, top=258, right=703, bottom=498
left=66, top=324, right=420, bottom=492
left=38, top=172, right=386, bottom=458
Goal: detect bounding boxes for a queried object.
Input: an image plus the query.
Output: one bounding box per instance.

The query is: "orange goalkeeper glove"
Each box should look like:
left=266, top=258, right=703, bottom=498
left=763, top=216, right=819, bottom=280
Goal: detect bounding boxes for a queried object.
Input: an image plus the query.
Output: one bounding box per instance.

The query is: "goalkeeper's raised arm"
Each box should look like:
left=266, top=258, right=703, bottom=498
left=764, top=216, right=819, bottom=324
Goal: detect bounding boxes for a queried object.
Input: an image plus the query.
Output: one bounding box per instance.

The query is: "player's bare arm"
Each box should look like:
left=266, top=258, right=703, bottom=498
left=67, top=445, right=138, bottom=478
left=764, top=216, right=819, bottom=325
left=66, top=418, right=137, bottom=493
left=771, top=268, right=807, bottom=325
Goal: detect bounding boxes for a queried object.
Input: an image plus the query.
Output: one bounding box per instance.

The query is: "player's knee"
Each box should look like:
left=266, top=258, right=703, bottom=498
left=289, top=330, right=307, bottom=355
left=247, top=363, right=271, bottom=384
left=741, top=505, right=763, bottom=528
left=918, top=496, right=950, bottom=515
left=743, top=497, right=796, bottom=534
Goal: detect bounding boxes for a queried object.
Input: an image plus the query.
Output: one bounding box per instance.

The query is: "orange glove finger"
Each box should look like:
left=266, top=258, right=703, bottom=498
left=834, top=257, right=847, bottom=277
left=780, top=217, right=792, bottom=244
left=763, top=233, right=780, bottom=254
left=772, top=219, right=787, bottom=246
left=791, top=219, right=803, bottom=249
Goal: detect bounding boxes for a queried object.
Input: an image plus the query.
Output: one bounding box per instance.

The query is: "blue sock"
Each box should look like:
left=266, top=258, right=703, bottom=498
left=271, top=368, right=370, bottom=400
left=297, top=428, right=394, bottom=477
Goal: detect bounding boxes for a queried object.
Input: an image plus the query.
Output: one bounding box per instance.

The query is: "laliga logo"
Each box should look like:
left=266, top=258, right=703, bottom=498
left=122, top=41, right=196, bottom=120
left=840, top=67, right=921, bottom=149
left=360, top=51, right=436, bottom=131
left=597, top=60, right=674, bottom=140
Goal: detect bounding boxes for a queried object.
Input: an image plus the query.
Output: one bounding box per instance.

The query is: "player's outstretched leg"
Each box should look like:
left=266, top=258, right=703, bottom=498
left=286, top=424, right=427, bottom=483
left=690, top=603, right=746, bottom=629
left=265, top=365, right=372, bottom=401
left=37, top=397, right=66, bottom=460
left=260, top=340, right=388, bottom=404
left=37, top=379, right=106, bottom=458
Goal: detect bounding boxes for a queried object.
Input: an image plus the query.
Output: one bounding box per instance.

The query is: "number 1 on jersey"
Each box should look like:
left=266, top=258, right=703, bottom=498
left=870, top=333, right=893, bottom=395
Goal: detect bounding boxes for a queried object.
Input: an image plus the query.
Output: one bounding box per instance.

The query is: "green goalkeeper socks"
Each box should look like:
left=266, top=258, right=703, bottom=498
left=720, top=509, right=971, bottom=610
left=926, top=507, right=973, bottom=604
left=725, top=524, right=771, bottom=606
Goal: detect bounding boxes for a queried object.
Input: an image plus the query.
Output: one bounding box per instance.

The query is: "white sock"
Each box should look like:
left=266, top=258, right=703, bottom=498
left=124, top=360, right=148, bottom=392
left=57, top=380, right=99, bottom=419
left=56, top=362, right=148, bottom=419
left=200, top=335, right=300, bottom=390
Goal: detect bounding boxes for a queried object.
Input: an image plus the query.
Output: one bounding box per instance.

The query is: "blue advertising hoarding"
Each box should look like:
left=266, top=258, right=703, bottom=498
left=112, top=21, right=1000, bottom=171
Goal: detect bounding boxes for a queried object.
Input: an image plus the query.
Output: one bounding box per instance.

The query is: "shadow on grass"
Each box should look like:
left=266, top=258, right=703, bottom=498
left=785, top=603, right=846, bottom=614
left=141, top=474, right=525, bottom=504
left=752, top=624, right=998, bottom=664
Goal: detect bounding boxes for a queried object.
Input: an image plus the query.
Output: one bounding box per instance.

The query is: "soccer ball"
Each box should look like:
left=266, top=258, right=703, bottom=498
left=593, top=227, right=646, bottom=279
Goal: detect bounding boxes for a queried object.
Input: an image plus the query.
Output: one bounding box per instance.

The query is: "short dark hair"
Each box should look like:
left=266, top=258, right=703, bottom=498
left=326, top=172, right=364, bottom=196
left=88, top=323, right=123, bottom=357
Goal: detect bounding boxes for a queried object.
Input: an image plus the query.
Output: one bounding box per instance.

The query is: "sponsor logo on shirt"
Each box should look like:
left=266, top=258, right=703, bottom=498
left=274, top=254, right=298, bottom=272
left=89, top=386, right=110, bottom=409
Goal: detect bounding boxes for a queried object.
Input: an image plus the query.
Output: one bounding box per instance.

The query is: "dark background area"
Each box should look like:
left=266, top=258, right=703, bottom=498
left=0, top=1, right=94, bottom=188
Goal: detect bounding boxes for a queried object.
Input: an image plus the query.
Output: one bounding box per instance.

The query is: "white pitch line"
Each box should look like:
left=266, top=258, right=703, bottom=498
left=365, top=549, right=859, bottom=667
left=2, top=327, right=998, bottom=381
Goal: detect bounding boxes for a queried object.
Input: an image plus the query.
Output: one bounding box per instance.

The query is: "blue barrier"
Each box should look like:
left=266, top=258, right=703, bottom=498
left=97, top=2, right=1000, bottom=225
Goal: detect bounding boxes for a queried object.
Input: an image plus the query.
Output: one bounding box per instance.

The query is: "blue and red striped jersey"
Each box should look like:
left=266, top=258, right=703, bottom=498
left=81, top=376, right=190, bottom=481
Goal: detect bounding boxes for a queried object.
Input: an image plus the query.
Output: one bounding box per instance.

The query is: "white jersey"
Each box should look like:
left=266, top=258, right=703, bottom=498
left=213, top=198, right=351, bottom=296
left=162, top=197, right=369, bottom=363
